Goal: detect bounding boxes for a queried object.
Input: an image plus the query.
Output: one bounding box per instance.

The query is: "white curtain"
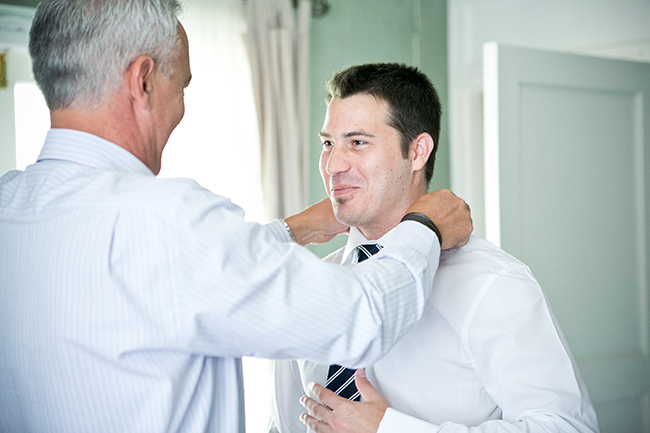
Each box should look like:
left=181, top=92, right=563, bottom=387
left=160, top=0, right=264, bottom=223
left=245, top=0, right=311, bottom=220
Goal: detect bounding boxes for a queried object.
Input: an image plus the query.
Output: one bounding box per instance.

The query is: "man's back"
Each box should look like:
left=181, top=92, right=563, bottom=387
left=0, top=130, right=242, bottom=432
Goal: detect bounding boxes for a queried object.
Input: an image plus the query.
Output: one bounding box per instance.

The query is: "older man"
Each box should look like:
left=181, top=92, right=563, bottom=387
left=269, top=63, right=599, bottom=433
left=0, top=2, right=472, bottom=432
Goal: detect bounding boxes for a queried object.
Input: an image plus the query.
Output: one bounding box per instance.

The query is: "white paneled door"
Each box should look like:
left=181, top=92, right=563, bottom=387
left=484, top=43, right=650, bottom=432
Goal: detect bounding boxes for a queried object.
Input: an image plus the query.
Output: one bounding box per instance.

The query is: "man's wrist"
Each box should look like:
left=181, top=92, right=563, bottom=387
left=279, top=218, right=296, bottom=243
left=401, top=212, right=442, bottom=247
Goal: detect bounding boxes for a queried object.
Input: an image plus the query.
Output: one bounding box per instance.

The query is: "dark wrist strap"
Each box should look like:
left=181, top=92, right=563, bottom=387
left=401, top=212, right=442, bottom=247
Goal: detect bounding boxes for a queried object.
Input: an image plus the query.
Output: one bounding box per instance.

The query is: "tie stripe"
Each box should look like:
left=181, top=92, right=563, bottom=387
left=326, top=243, right=382, bottom=401
left=356, top=243, right=383, bottom=263
left=326, top=366, right=356, bottom=394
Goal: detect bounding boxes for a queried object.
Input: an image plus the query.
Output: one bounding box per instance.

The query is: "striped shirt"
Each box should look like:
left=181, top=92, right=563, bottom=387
left=0, top=129, right=440, bottom=432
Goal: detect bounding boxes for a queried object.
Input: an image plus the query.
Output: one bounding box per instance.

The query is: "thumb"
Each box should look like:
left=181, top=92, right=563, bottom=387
left=355, top=369, right=387, bottom=404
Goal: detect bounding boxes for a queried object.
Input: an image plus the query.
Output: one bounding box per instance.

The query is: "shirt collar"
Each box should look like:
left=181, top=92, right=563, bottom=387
left=342, top=226, right=395, bottom=265
left=37, top=128, right=154, bottom=176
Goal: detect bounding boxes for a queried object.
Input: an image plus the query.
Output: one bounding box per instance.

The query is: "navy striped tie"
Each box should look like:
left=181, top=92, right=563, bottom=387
left=325, top=243, right=383, bottom=401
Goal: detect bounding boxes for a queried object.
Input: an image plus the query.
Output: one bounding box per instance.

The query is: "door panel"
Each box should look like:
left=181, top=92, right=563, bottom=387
left=484, top=43, right=650, bottom=432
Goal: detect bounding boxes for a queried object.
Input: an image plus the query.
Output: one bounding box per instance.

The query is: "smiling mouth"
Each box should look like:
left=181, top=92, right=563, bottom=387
left=330, top=185, right=359, bottom=197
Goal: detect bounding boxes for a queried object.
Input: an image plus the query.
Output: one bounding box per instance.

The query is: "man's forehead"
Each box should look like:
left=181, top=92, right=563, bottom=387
left=323, top=96, right=392, bottom=132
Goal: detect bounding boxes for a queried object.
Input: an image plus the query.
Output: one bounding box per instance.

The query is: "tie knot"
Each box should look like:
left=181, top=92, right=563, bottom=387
left=356, top=243, right=383, bottom=263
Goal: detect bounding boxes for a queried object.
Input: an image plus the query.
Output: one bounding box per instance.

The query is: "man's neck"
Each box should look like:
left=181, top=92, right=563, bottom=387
left=357, top=217, right=403, bottom=241
left=357, top=187, right=428, bottom=240
left=50, top=101, right=158, bottom=174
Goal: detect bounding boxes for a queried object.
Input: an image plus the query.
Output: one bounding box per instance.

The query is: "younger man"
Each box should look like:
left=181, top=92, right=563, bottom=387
left=269, top=63, right=599, bottom=432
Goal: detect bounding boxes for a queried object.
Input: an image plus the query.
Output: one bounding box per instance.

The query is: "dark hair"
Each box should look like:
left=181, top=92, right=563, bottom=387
left=326, top=63, right=441, bottom=184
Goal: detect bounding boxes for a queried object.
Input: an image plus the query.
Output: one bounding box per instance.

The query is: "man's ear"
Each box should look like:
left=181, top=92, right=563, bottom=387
left=126, top=55, right=156, bottom=110
left=410, top=132, right=434, bottom=172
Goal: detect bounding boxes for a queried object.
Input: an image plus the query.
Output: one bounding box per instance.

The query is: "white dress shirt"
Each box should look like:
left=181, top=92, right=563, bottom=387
left=0, top=129, right=441, bottom=432
left=269, top=228, right=600, bottom=433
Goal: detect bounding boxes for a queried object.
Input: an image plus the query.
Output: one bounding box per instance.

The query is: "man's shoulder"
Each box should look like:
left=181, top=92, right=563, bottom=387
left=429, top=235, right=544, bottom=320
left=430, top=235, right=541, bottom=307
left=73, top=172, right=208, bottom=214
left=117, top=175, right=207, bottom=206
left=438, top=235, right=531, bottom=277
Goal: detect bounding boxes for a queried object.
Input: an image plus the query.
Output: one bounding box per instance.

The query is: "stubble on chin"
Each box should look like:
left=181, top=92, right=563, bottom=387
left=329, top=197, right=344, bottom=224
left=332, top=197, right=360, bottom=228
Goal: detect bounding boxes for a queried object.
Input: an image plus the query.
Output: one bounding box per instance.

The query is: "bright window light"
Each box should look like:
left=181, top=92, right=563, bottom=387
left=159, top=3, right=263, bottom=224
left=14, top=82, right=50, bottom=170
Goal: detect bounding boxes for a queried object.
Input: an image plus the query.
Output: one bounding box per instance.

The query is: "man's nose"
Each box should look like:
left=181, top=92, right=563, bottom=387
left=325, top=145, right=350, bottom=175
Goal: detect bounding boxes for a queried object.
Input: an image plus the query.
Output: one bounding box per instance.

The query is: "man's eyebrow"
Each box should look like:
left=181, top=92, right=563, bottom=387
left=318, top=130, right=377, bottom=138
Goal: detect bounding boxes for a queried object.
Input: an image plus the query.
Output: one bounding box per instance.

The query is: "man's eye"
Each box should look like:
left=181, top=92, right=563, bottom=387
left=322, top=141, right=333, bottom=147
left=353, top=140, right=365, bottom=146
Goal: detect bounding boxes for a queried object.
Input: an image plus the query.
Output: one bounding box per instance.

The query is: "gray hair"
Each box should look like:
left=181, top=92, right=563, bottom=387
left=29, top=0, right=183, bottom=110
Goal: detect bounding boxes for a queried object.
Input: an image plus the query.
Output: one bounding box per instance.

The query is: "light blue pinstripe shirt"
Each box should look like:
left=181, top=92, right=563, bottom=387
left=0, top=129, right=440, bottom=432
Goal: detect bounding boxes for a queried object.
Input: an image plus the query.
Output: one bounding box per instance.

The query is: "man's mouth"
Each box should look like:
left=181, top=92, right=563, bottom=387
left=330, top=184, right=359, bottom=198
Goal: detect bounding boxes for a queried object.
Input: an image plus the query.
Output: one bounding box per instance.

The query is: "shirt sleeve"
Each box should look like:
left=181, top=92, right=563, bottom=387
left=172, top=183, right=441, bottom=367
left=377, top=271, right=599, bottom=433
left=378, top=408, right=437, bottom=432
left=265, top=219, right=294, bottom=243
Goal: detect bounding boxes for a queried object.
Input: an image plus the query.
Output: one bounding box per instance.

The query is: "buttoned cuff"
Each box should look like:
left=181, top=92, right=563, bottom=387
left=266, top=219, right=294, bottom=243
left=382, top=220, right=440, bottom=303
left=392, top=220, right=440, bottom=253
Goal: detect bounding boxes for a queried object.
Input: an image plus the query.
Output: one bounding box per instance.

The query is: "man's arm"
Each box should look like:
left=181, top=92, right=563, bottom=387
left=285, top=190, right=472, bottom=249
left=283, top=198, right=348, bottom=246
left=175, top=184, right=470, bottom=367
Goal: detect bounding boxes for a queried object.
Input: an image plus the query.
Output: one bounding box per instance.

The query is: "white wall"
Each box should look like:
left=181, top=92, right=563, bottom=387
left=448, top=0, right=650, bottom=237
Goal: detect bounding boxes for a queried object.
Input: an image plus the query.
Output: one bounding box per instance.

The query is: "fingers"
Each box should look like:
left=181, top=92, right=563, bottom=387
left=300, top=376, right=389, bottom=433
left=299, top=381, right=353, bottom=430
left=300, top=394, right=332, bottom=422
left=299, top=383, right=345, bottom=433
left=300, top=412, right=333, bottom=433
left=354, top=369, right=385, bottom=404
left=307, top=381, right=347, bottom=411
left=439, top=190, right=473, bottom=250
left=406, top=189, right=473, bottom=250
left=450, top=202, right=472, bottom=249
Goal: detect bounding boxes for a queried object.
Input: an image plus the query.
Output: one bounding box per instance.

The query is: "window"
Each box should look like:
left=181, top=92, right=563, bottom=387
left=14, top=82, right=49, bottom=170
left=159, top=2, right=263, bottom=223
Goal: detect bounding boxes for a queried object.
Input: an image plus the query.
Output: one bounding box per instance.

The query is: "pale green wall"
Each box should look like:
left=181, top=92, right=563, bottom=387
left=307, top=0, right=449, bottom=256
left=0, top=0, right=38, bottom=7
